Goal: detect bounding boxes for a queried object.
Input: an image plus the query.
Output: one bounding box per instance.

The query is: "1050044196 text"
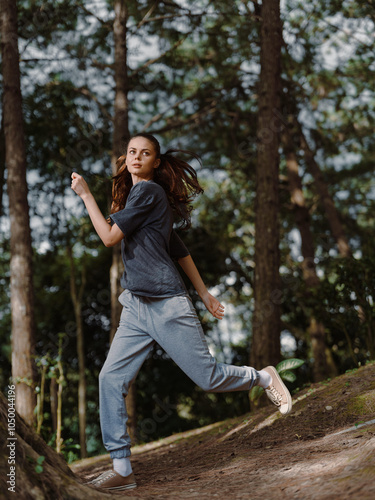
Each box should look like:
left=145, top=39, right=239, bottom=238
left=7, top=385, right=16, bottom=493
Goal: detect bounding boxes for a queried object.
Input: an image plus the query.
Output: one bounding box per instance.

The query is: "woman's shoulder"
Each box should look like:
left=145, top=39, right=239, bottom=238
left=131, top=180, right=166, bottom=197
left=128, top=180, right=167, bottom=205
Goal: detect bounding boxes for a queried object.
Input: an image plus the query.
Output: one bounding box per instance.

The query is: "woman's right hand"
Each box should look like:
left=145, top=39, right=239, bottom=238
left=71, top=172, right=91, bottom=199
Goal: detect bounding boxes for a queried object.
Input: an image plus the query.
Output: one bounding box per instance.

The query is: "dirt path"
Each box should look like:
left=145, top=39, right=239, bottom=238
left=72, top=363, right=375, bottom=499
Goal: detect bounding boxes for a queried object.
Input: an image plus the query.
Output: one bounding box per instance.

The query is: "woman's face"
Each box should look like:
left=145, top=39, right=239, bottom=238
left=126, top=137, right=160, bottom=183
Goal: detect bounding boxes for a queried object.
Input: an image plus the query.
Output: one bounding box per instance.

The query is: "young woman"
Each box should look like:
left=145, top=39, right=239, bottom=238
left=71, top=133, right=292, bottom=491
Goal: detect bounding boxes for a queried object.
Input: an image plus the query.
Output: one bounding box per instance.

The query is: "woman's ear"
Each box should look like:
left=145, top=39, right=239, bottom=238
left=154, top=158, right=161, bottom=169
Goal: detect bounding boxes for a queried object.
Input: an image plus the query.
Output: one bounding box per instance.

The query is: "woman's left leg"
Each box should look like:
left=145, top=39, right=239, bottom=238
left=144, top=294, right=259, bottom=392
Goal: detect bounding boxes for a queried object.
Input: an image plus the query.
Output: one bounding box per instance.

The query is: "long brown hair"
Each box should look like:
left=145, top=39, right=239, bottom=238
left=111, top=133, right=204, bottom=229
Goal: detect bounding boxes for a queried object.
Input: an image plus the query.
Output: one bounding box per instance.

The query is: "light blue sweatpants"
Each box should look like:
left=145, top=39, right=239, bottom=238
left=99, top=290, right=259, bottom=458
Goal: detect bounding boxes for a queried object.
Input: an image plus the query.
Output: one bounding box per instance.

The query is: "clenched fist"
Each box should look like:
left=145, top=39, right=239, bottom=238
left=71, top=172, right=90, bottom=198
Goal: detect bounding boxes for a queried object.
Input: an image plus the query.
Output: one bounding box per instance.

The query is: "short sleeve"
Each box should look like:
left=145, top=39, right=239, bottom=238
left=169, top=230, right=190, bottom=260
left=109, top=182, right=157, bottom=237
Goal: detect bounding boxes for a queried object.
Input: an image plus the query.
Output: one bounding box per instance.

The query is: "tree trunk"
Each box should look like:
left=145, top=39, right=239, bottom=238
left=0, top=392, right=114, bottom=499
left=68, top=247, right=87, bottom=458
left=250, top=0, right=282, bottom=370
left=110, top=0, right=130, bottom=343
left=1, top=0, right=37, bottom=425
left=110, top=0, right=138, bottom=443
left=109, top=249, right=123, bottom=344
left=298, top=124, right=351, bottom=258
left=0, top=113, right=6, bottom=216
left=283, top=129, right=330, bottom=381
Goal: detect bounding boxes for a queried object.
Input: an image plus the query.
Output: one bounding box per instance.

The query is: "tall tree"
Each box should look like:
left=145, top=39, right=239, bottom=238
left=110, top=0, right=137, bottom=442
left=250, top=0, right=282, bottom=370
left=298, top=123, right=352, bottom=258
left=0, top=0, right=37, bottom=424
left=282, top=127, right=330, bottom=381
left=110, top=0, right=130, bottom=343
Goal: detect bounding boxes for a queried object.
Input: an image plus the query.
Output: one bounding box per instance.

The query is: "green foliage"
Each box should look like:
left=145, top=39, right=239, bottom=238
left=35, top=456, right=45, bottom=474
left=278, top=370, right=297, bottom=383
left=60, top=439, right=81, bottom=464
left=249, top=385, right=264, bottom=403
left=276, top=358, right=305, bottom=374
left=26, top=454, right=45, bottom=474
left=319, top=249, right=375, bottom=364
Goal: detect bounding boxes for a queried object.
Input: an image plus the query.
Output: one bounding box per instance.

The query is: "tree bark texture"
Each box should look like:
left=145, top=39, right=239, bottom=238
left=0, top=392, right=114, bottom=499
left=0, top=114, right=6, bottom=216
left=110, top=0, right=137, bottom=443
left=1, top=0, right=37, bottom=425
left=251, top=0, right=282, bottom=369
left=283, top=130, right=329, bottom=381
left=112, top=0, right=130, bottom=167
left=110, top=0, right=130, bottom=343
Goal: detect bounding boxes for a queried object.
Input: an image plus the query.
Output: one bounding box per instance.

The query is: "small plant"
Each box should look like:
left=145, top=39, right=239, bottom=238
left=35, top=355, right=50, bottom=435
left=55, top=333, right=65, bottom=454
left=60, top=438, right=81, bottom=464
left=35, top=456, right=45, bottom=474
left=33, top=334, right=66, bottom=453
left=249, top=358, right=304, bottom=404
left=275, top=358, right=304, bottom=383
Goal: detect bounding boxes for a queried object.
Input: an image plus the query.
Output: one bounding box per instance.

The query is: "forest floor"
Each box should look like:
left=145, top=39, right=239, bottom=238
left=71, top=362, right=375, bottom=499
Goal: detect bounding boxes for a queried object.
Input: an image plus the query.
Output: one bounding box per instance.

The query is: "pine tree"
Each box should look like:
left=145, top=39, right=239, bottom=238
left=0, top=0, right=37, bottom=425
left=250, top=0, right=283, bottom=370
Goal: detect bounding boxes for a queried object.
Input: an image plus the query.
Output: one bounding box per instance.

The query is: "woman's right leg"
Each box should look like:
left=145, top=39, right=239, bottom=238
left=99, top=291, right=155, bottom=459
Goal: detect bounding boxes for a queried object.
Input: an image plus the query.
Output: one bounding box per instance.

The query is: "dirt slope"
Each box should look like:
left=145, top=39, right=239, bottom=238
left=72, top=362, right=375, bottom=499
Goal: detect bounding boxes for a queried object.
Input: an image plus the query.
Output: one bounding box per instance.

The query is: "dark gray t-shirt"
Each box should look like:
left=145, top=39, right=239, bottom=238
left=109, top=180, right=190, bottom=297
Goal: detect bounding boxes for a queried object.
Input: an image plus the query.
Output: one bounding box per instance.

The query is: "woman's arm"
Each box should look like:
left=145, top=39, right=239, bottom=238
left=178, top=255, right=225, bottom=320
left=71, top=173, right=124, bottom=247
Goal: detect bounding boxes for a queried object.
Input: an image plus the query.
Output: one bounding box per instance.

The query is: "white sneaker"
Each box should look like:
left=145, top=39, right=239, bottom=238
left=263, top=366, right=292, bottom=415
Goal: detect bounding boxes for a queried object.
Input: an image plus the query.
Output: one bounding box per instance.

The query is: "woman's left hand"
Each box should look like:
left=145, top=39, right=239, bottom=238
left=201, top=292, right=225, bottom=320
